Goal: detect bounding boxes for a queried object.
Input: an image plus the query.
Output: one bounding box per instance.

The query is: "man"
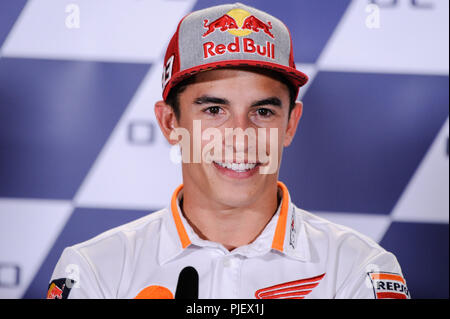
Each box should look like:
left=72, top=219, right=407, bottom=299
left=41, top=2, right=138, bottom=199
left=47, top=3, right=410, bottom=299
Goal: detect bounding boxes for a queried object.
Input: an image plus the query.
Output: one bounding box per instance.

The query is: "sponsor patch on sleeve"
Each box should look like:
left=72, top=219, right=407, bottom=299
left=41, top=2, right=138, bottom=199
left=367, top=272, right=410, bottom=299
left=47, top=278, right=75, bottom=299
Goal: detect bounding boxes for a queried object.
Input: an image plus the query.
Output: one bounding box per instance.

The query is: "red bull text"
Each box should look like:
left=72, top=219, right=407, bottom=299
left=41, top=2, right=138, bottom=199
left=202, top=12, right=276, bottom=60
left=203, top=37, right=275, bottom=60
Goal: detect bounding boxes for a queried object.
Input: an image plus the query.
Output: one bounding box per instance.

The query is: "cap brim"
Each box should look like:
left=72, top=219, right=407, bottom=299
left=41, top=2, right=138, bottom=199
left=163, top=60, right=308, bottom=101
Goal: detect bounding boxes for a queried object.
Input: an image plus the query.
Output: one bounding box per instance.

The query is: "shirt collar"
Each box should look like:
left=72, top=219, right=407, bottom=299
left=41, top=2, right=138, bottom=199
left=158, top=181, right=311, bottom=265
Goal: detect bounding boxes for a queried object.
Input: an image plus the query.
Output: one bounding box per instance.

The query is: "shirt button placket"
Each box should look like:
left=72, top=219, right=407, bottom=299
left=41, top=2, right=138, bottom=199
left=223, top=255, right=241, bottom=298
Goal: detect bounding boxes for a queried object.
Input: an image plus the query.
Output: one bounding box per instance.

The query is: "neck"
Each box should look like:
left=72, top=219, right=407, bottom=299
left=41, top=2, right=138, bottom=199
left=180, top=182, right=280, bottom=251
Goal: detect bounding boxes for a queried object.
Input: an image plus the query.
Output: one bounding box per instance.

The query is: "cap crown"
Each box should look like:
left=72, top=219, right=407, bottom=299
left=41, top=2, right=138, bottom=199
left=162, top=2, right=307, bottom=100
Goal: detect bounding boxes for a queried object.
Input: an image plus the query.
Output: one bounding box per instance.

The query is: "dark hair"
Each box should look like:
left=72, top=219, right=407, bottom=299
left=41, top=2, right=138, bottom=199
left=165, top=69, right=298, bottom=121
left=165, top=76, right=195, bottom=121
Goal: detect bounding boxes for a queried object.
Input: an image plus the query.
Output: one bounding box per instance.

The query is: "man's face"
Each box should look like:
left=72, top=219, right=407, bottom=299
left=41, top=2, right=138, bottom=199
left=158, top=68, right=302, bottom=208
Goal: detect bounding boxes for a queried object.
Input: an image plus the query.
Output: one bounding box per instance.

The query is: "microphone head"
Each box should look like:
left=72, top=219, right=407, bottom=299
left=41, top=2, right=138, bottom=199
left=175, top=266, right=199, bottom=299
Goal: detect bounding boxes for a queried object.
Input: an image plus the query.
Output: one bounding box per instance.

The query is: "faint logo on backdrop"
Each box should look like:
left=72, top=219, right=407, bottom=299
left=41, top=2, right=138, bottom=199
left=365, top=0, right=435, bottom=29
left=0, top=263, right=20, bottom=288
left=365, top=3, right=381, bottom=29
left=127, top=121, right=156, bottom=145
left=65, top=3, right=80, bottom=29
left=369, top=0, right=433, bottom=9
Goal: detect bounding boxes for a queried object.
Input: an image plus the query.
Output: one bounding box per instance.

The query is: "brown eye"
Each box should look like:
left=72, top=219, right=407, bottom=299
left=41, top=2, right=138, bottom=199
left=209, top=106, right=220, bottom=114
left=257, top=108, right=274, bottom=117
left=205, top=106, right=222, bottom=115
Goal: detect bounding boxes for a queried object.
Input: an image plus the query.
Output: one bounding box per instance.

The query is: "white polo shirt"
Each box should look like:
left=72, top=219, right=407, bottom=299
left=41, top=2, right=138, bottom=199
left=47, top=182, right=410, bottom=299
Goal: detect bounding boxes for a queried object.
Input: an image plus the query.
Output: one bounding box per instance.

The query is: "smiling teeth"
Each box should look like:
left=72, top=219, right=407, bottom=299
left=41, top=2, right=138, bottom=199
left=215, top=162, right=257, bottom=172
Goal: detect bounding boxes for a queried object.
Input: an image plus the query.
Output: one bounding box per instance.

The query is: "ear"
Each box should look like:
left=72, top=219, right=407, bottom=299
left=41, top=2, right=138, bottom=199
left=283, top=101, right=303, bottom=147
left=154, top=100, right=179, bottom=145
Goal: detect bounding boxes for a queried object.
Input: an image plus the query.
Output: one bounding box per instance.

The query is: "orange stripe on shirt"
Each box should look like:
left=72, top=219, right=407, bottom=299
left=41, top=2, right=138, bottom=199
left=170, top=184, right=191, bottom=249
left=370, top=273, right=405, bottom=285
left=271, top=181, right=290, bottom=252
left=376, top=292, right=407, bottom=299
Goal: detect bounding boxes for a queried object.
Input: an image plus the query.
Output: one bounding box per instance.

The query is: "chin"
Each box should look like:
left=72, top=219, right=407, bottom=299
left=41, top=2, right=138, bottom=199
left=209, top=174, right=269, bottom=207
left=211, top=189, right=256, bottom=209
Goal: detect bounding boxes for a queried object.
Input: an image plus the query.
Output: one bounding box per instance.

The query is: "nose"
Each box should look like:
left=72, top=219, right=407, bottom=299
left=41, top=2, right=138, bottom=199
left=229, top=110, right=251, bottom=131
left=222, top=111, right=257, bottom=162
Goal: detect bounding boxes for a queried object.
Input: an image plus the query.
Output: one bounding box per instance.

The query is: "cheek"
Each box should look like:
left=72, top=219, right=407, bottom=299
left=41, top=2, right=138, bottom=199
left=200, top=129, right=221, bottom=163
left=255, top=127, right=284, bottom=156
left=201, top=115, right=228, bottom=128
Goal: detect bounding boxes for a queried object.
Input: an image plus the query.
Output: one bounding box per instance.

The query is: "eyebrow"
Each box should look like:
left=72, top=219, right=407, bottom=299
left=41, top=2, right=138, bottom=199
left=193, top=95, right=283, bottom=108
left=250, top=97, right=282, bottom=108
left=193, top=95, right=230, bottom=105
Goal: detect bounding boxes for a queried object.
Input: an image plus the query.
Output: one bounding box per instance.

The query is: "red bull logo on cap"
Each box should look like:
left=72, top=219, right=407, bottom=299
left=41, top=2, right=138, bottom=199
left=203, top=8, right=274, bottom=38
left=202, top=8, right=275, bottom=60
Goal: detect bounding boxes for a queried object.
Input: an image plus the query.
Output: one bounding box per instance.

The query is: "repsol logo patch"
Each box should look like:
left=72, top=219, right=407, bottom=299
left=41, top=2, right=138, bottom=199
left=368, top=272, right=410, bottom=299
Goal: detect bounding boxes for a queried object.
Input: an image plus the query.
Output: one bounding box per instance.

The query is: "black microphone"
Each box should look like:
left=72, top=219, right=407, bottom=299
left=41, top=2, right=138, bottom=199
left=175, top=266, right=199, bottom=299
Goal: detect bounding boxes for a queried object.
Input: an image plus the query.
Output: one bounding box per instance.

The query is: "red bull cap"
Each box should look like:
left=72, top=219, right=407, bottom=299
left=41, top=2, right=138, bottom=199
left=162, top=2, right=308, bottom=100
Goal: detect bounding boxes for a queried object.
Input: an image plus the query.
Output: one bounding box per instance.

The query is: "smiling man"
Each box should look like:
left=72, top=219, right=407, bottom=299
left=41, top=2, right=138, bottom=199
left=156, top=67, right=302, bottom=252
left=48, top=3, right=410, bottom=299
